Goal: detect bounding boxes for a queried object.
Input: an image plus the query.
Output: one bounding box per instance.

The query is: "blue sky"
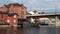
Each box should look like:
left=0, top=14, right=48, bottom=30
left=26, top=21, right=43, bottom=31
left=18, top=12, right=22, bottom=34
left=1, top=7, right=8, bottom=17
left=0, top=0, right=60, bottom=12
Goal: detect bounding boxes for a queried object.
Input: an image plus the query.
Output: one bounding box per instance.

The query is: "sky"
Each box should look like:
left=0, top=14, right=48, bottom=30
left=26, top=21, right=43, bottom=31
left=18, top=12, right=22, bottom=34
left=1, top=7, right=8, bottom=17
left=0, top=0, right=60, bottom=12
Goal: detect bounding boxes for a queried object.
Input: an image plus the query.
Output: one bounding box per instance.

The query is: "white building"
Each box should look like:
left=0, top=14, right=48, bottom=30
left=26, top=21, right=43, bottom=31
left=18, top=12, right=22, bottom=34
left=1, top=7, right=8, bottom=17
left=28, top=10, right=42, bottom=15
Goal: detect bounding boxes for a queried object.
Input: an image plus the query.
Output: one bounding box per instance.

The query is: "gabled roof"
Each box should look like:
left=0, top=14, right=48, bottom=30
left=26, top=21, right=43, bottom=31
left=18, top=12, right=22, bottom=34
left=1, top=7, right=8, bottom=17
left=5, top=3, right=25, bottom=8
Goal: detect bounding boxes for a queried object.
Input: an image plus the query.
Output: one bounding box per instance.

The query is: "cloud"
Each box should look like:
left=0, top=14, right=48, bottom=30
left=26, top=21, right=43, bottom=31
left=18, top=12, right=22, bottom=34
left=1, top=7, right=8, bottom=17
left=27, top=0, right=37, bottom=6
left=0, top=0, right=60, bottom=12
left=0, top=0, right=12, bottom=6
left=10, top=0, right=27, bottom=3
left=44, top=0, right=60, bottom=1
left=28, top=7, right=55, bottom=11
left=10, top=0, right=22, bottom=3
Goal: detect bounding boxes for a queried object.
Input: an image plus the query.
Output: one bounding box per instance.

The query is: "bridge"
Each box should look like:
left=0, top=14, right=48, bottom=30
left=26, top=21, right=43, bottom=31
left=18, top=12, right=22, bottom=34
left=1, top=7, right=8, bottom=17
left=27, top=13, right=60, bottom=27
left=27, top=13, right=60, bottom=18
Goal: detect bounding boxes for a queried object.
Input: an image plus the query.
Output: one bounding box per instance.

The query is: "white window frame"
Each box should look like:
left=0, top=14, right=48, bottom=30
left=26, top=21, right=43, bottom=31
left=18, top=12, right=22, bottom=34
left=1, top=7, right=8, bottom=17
left=14, top=15, right=16, bottom=18
left=7, top=19, right=10, bottom=23
left=14, top=20, right=16, bottom=23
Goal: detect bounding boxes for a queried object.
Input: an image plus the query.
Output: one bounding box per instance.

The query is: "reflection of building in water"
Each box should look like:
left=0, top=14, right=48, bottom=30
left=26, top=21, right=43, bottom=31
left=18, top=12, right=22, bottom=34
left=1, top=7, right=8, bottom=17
left=7, top=27, right=18, bottom=34
left=0, top=27, right=18, bottom=34
left=6, top=27, right=25, bottom=34
left=0, top=28, right=8, bottom=34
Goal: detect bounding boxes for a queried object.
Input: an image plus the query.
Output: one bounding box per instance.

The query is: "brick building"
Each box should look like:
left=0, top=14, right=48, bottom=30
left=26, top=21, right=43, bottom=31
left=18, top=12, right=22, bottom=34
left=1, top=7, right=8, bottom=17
left=7, top=13, right=18, bottom=26
left=0, top=3, right=27, bottom=26
left=0, top=11, right=18, bottom=26
left=0, top=3, right=27, bottom=19
left=0, top=11, right=8, bottom=24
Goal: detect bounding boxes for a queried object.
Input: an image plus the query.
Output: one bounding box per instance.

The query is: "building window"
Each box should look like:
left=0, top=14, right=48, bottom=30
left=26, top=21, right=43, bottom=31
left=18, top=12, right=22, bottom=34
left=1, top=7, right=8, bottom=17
left=21, top=11, right=24, bottom=18
left=1, top=14, right=3, bottom=18
left=21, top=7, right=24, bottom=18
left=14, top=15, right=16, bottom=18
left=14, top=20, right=16, bottom=23
left=7, top=19, right=10, bottom=23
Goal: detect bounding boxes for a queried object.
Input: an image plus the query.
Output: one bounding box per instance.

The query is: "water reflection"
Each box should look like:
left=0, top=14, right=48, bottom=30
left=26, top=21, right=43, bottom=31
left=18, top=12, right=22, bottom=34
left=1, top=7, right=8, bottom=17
left=7, top=27, right=18, bottom=34
left=56, top=28, right=60, bottom=34
left=0, top=27, right=60, bottom=34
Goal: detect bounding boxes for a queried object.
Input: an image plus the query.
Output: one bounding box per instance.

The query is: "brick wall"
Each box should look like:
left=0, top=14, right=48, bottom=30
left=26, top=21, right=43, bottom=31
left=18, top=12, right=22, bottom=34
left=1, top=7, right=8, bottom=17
left=0, top=6, right=8, bottom=12
left=7, top=15, right=18, bottom=25
left=0, top=3, right=27, bottom=19
left=0, top=13, right=8, bottom=23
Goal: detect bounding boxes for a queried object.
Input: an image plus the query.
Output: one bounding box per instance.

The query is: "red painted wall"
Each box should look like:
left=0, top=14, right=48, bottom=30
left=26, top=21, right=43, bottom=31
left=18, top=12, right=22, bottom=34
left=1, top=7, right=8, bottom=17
left=0, top=6, right=8, bottom=12
left=7, top=15, right=18, bottom=25
left=0, top=13, right=18, bottom=25
left=3, top=14, right=8, bottom=22
left=0, top=14, right=8, bottom=22
left=0, top=4, right=27, bottom=19
left=0, top=3, right=27, bottom=25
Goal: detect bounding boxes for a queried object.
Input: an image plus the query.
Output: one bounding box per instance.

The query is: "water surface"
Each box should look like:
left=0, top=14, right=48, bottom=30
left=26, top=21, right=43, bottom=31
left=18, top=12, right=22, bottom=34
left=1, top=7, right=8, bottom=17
left=0, top=26, right=60, bottom=34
